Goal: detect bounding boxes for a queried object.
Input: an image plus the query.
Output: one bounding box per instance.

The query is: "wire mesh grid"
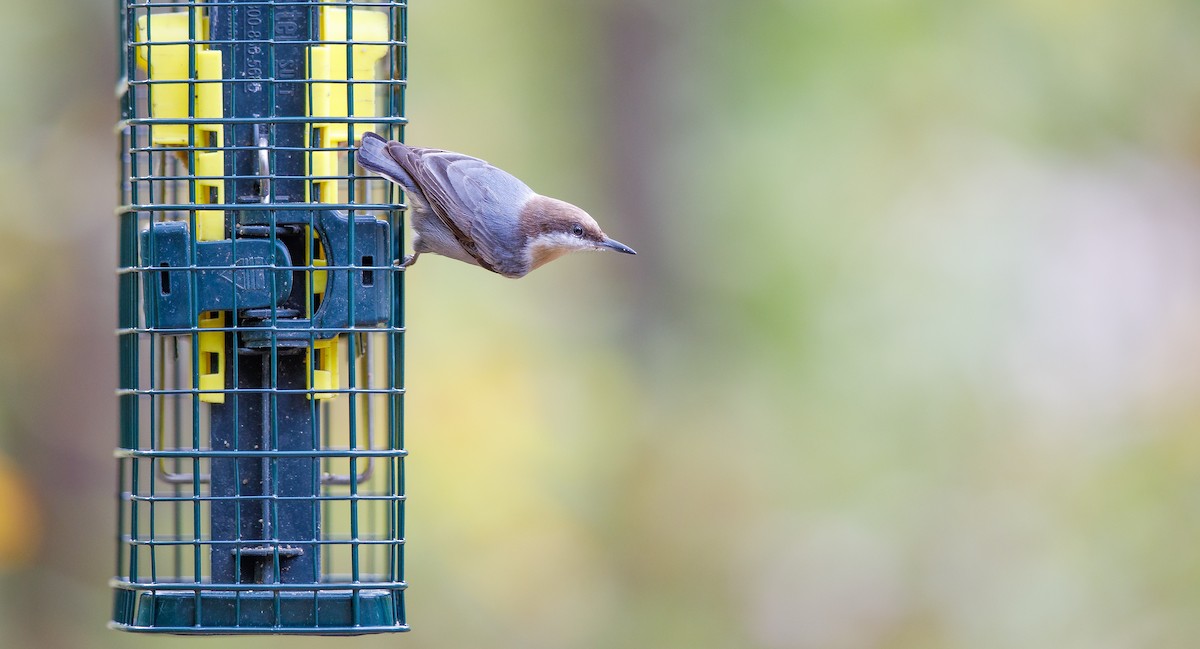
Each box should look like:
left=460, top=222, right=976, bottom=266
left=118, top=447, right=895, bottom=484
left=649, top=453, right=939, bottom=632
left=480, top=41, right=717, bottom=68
left=113, top=0, right=408, bottom=634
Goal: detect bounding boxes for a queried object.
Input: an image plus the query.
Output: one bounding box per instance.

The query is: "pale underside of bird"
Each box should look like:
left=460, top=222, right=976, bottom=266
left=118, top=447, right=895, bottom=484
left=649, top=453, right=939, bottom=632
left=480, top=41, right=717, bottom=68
left=355, top=131, right=636, bottom=278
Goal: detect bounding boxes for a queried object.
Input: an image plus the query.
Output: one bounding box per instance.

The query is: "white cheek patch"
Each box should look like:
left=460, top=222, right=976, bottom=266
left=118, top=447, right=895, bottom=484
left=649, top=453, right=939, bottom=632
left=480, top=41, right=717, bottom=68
left=541, top=232, right=589, bottom=250
left=527, top=232, right=592, bottom=269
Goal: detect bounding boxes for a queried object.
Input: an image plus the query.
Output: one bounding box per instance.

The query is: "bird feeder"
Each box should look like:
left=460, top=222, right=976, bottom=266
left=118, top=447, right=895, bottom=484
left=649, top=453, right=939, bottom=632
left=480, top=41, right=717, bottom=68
left=112, top=0, right=408, bottom=634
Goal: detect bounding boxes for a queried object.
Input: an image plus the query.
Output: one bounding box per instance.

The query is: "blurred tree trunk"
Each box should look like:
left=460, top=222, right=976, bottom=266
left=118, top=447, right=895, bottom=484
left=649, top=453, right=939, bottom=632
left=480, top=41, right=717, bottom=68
left=598, top=0, right=676, bottom=358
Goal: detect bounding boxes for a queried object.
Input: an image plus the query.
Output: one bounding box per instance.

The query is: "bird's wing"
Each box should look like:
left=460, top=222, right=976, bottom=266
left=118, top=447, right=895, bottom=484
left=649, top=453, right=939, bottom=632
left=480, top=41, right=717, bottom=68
left=390, top=144, right=534, bottom=273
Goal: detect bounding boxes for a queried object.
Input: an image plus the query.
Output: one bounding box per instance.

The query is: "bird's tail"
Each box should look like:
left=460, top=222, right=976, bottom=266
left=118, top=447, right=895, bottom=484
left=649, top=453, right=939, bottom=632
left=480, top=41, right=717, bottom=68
left=356, top=131, right=418, bottom=194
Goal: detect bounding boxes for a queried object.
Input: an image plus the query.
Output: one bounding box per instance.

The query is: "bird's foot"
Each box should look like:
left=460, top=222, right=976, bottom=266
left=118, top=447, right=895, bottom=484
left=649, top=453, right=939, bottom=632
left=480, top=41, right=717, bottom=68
left=395, top=253, right=420, bottom=269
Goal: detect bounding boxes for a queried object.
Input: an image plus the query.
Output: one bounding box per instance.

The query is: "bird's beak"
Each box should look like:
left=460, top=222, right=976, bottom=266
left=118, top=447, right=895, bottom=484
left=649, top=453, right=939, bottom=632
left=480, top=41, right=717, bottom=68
left=600, top=237, right=637, bottom=255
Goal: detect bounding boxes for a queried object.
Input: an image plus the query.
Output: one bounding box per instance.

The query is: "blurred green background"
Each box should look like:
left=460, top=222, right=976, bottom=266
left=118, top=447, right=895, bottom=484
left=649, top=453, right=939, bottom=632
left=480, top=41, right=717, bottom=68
left=4, top=0, right=1200, bottom=647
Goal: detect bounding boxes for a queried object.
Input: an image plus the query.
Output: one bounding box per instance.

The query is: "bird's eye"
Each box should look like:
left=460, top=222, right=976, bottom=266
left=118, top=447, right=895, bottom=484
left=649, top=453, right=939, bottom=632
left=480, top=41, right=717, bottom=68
left=571, top=224, right=584, bottom=237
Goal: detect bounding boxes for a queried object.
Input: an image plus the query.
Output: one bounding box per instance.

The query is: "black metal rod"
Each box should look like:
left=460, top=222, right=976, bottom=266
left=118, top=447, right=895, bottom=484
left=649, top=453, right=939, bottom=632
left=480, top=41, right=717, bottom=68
left=208, top=1, right=319, bottom=586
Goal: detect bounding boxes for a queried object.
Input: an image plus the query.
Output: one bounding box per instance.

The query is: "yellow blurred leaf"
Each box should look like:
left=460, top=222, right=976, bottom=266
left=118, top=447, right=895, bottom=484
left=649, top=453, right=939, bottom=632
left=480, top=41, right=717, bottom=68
left=0, top=453, right=41, bottom=568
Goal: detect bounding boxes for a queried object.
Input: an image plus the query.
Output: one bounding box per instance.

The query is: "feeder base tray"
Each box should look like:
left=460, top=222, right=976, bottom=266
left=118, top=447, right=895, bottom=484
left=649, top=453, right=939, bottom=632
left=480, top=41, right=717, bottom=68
left=110, top=588, right=407, bottom=635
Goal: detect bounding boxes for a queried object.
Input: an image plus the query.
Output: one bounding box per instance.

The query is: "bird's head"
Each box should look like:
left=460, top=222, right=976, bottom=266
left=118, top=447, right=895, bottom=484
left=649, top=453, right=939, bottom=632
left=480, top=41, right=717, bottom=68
left=520, top=195, right=636, bottom=271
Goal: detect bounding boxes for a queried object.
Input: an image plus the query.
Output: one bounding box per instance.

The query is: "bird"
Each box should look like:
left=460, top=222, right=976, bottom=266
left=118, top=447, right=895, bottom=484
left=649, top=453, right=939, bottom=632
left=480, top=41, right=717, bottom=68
left=355, top=131, right=636, bottom=278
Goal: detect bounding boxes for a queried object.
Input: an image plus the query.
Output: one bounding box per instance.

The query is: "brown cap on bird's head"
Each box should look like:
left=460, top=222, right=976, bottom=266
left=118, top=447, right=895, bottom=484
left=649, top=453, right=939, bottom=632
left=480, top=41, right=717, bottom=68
left=519, top=195, right=636, bottom=271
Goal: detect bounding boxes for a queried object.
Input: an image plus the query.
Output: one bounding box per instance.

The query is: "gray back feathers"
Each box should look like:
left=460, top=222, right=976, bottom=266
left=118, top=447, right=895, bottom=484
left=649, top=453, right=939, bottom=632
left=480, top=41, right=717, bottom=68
left=357, top=132, right=535, bottom=275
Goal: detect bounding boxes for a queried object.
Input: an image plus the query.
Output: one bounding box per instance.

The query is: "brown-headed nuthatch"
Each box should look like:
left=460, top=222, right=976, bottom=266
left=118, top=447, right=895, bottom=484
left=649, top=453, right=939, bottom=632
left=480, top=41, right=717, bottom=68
left=356, top=131, right=636, bottom=278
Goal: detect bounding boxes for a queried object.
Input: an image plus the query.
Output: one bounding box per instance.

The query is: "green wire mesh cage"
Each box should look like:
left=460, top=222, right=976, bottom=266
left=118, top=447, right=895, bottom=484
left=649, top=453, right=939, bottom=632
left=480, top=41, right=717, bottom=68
left=112, top=0, right=408, bottom=634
